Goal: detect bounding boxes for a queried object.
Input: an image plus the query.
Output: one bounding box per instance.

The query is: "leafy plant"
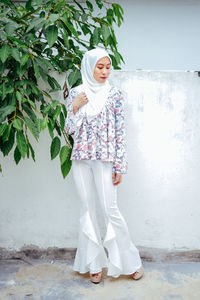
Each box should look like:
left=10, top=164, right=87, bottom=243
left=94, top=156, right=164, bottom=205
left=0, top=0, right=124, bottom=178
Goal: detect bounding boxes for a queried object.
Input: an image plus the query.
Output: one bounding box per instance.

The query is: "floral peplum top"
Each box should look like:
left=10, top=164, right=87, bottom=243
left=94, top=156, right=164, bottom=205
left=65, top=86, right=128, bottom=174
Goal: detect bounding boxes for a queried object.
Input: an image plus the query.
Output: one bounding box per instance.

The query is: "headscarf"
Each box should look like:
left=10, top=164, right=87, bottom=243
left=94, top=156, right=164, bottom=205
left=77, top=48, right=112, bottom=122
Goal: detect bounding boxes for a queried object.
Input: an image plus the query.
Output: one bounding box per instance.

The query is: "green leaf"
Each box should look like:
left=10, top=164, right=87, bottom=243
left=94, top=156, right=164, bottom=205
left=53, top=106, right=61, bottom=121
left=16, top=64, right=27, bottom=78
left=39, top=66, right=47, bottom=82
left=13, top=119, right=22, bottom=130
left=0, top=60, right=5, bottom=75
left=48, top=119, right=54, bottom=139
left=47, top=75, right=61, bottom=90
left=0, top=83, right=6, bottom=100
left=68, top=69, right=81, bottom=87
left=28, top=141, right=35, bottom=161
left=93, top=27, right=100, bottom=45
left=0, top=44, right=10, bottom=63
left=59, top=112, right=65, bottom=130
left=62, top=104, right=67, bottom=118
left=114, top=51, right=121, bottom=65
left=63, top=20, right=79, bottom=39
left=33, top=60, right=40, bottom=80
left=0, top=105, right=15, bottom=122
left=60, top=25, right=70, bottom=49
left=9, top=93, right=16, bottom=106
left=40, top=58, right=54, bottom=70
left=5, top=84, right=14, bottom=95
left=35, top=57, right=48, bottom=73
left=81, top=14, right=88, bottom=23
left=0, top=128, right=15, bottom=156
left=61, top=159, right=72, bottom=178
left=5, top=22, right=18, bottom=35
left=54, top=122, right=61, bottom=136
left=7, top=36, right=25, bottom=46
left=27, top=18, right=44, bottom=33
left=110, top=28, right=117, bottom=49
left=35, top=0, right=42, bottom=5
left=95, top=0, right=103, bottom=9
left=26, top=0, right=34, bottom=10
left=30, top=83, right=39, bottom=95
left=2, top=125, right=11, bottom=142
left=0, top=124, right=8, bottom=136
left=21, top=53, right=29, bottom=66
left=50, top=136, right=61, bottom=160
left=112, top=3, right=124, bottom=26
left=24, top=116, right=39, bottom=140
left=86, top=1, right=93, bottom=11
left=42, top=104, right=51, bottom=114
left=68, top=133, right=74, bottom=148
left=45, top=25, right=58, bottom=48
left=102, top=25, right=110, bottom=40
left=16, top=131, right=27, bottom=158
left=11, top=48, right=21, bottom=62
left=107, top=8, right=114, bottom=18
left=39, top=117, right=47, bottom=131
left=16, top=91, right=23, bottom=102
left=49, top=14, right=59, bottom=23
left=109, top=54, right=119, bottom=69
left=74, top=0, right=85, bottom=13
left=27, top=99, right=36, bottom=109
left=14, top=146, right=21, bottom=164
left=22, top=103, right=37, bottom=123
left=59, top=145, right=71, bottom=165
left=0, top=31, right=6, bottom=42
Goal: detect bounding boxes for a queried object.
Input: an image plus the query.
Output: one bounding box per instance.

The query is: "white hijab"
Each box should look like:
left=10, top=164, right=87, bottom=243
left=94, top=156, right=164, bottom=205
left=77, top=48, right=112, bottom=122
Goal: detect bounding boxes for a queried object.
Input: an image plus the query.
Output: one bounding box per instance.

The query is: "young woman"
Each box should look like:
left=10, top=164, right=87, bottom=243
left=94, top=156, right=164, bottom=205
left=65, top=48, right=144, bottom=283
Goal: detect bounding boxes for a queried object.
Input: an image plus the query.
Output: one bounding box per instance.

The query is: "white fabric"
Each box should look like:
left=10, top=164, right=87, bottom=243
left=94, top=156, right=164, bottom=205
left=72, top=160, right=142, bottom=277
left=78, top=48, right=112, bottom=122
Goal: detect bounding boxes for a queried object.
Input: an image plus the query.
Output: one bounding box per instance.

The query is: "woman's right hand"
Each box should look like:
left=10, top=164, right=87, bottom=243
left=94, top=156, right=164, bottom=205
left=73, top=92, right=88, bottom=115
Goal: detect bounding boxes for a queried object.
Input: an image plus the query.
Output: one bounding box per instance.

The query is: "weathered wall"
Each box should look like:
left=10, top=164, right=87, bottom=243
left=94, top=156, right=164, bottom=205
left=1, top=70, right=200, bottom=251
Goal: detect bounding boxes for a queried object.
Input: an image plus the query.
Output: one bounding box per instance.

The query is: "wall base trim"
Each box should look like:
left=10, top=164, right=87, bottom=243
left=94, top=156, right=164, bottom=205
left=0, top=246, right=200, bottom=262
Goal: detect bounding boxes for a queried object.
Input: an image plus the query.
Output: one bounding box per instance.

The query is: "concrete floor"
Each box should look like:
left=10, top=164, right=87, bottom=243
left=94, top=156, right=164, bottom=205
left=0, top=259, right=200, bottom=300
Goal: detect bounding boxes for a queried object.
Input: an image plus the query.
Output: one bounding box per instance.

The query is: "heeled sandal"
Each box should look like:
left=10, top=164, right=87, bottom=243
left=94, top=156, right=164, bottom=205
left=131, top=266, right=144, bottom=280
left=90, top=271, right=103, bottom=284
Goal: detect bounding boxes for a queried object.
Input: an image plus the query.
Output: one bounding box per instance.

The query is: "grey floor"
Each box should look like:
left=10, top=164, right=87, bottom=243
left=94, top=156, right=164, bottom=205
left=0, top=259, right=200, bottom=300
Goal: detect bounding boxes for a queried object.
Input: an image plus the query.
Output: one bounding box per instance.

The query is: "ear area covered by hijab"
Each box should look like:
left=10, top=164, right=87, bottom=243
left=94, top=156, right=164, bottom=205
left=77, top=48, right=112, bottom=122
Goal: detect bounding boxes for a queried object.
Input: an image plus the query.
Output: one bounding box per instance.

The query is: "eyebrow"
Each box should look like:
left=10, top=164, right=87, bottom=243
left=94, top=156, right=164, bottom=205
left=97, top=63, right=111, bottom=66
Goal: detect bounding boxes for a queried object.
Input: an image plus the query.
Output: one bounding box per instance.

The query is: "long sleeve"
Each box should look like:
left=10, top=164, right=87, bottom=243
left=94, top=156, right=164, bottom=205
left=65, top=89, right=84, bottom=136
left=112, top=90, right=128, bottom=174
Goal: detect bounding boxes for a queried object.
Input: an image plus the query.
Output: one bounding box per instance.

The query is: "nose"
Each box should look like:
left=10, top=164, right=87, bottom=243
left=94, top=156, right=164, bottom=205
left=102, top=68, right=107, bottom=75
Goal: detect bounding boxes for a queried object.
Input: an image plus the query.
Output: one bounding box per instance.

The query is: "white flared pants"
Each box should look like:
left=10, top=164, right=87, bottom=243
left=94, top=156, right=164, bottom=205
left=72, top=160, right=142, bottom=278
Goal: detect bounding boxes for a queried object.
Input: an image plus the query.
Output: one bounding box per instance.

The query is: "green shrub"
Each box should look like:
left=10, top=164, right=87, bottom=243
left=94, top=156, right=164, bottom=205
left=0, top=0, right=124, bottom=177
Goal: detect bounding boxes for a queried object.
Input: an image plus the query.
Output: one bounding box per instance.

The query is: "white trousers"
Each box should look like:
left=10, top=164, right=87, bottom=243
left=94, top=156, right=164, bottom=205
left=72, top=160, right=142, bottom=278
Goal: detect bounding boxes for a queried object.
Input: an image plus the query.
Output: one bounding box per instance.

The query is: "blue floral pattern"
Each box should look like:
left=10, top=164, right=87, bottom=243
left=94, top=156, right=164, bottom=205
left=65, top=86, right=128, bottom=174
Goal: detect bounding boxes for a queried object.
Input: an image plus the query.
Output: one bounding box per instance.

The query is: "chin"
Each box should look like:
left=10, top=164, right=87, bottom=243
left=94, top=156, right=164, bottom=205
left=99, top=78, right=107, bottom=83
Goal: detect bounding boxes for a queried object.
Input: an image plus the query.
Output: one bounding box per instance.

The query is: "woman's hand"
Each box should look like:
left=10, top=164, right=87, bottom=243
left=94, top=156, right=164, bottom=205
left=73, top=92, right=88, bottom=115
left=112, top=173, right=122, bottom=185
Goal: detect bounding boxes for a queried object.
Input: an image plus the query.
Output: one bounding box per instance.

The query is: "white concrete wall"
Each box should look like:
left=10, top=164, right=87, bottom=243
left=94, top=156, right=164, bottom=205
left=1, top=70, right=200, bottom=251
left=114, top=0, right=200, bottom=70
left=1, top=0, right=200, bottom=251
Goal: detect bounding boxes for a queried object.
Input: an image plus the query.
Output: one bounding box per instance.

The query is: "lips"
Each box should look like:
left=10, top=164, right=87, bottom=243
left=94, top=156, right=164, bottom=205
left=100, top=77, right=107, bottom=79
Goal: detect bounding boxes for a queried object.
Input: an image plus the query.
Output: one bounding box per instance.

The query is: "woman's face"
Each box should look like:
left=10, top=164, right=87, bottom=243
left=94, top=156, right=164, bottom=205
left=93, top=56, right=111, bottom=83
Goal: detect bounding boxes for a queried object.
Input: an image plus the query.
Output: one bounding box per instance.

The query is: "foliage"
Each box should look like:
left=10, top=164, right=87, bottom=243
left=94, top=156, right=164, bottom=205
left=0, top=0, right=124, bottom=177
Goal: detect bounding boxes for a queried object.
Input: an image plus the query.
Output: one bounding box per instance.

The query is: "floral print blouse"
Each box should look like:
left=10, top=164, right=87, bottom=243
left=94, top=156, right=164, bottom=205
left=65, top=86, right=128, bottom=174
